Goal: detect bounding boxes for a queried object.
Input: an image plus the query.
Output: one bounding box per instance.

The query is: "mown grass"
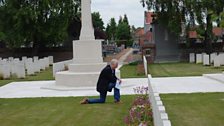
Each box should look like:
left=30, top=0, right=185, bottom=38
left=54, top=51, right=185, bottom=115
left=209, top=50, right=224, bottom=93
left=120, top=62, right=224, bottom=78
left=149, top=62, right=224, bottom=77
left=0, top=95, right=136, bottom=126
left=120, top=64, right=146, bottom=78
left=161, top=93, right=224, bottom=126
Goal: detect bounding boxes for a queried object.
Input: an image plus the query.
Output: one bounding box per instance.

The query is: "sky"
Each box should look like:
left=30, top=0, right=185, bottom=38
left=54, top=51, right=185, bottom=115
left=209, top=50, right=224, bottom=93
left=92, top=0, right=147, bottom=28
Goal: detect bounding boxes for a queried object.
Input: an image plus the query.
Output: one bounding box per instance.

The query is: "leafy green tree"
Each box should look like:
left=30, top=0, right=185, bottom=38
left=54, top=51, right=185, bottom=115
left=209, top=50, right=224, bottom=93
left=123, top=14, right=129, bottom=25
left=106, top=18, right=117, bottom=40
left=116, top=15, right=132, bottom=47
left=0, top=0, right=81, bottom=53
left=92, top=12, right=104, bottom=31
left=140, top=0, right=224, bottom=53
left=118, top=16, right=123, bottom=24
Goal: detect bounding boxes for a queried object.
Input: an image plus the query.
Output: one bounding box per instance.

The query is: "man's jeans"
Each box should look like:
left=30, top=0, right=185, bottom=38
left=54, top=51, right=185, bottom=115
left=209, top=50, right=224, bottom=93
left=88, top=83, right=120, bottom=104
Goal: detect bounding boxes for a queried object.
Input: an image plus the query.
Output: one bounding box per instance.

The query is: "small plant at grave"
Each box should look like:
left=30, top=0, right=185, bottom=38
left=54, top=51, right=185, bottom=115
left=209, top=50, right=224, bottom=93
left=124, top=86, right=153, bottom=126
left=64, top=65, right=69, bottom=71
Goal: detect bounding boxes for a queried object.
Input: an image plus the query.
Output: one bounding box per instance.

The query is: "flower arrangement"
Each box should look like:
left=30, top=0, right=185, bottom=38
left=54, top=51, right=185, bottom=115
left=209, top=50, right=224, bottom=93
left=124, top=86, right=153, bottom=126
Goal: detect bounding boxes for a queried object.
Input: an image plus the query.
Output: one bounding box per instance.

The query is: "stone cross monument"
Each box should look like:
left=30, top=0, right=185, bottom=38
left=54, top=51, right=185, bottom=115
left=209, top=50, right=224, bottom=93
left=80, top=0, right=95, bottom=40
left=51, top=0, right=120, bottom=89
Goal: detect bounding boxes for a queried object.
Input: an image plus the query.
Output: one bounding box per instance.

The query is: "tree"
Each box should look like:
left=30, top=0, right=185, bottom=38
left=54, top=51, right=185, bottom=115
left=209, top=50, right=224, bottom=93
left=220, top=12, right=224, bottom=28
left=116, top=15, right=132, bottom=48
left=123, top=14, right=129, bottom=25
left=106, top=18, right=117, bottom=40
left=118, top=16, right=123, bottom=24
left=140, top=0, right=224, bottom=53
left=92, top=12, right=104, bottom=31
left=0, top=0, right=81, bottom=53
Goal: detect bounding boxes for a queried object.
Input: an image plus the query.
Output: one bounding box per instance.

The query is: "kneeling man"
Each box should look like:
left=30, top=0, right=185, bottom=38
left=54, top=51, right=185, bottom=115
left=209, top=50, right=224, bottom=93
left=81, top=59, right=122, bottom=104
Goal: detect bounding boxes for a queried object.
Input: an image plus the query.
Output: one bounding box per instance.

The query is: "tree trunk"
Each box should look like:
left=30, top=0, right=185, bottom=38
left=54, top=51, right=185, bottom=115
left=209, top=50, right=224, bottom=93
left=204, top=14, right=213, bottom=55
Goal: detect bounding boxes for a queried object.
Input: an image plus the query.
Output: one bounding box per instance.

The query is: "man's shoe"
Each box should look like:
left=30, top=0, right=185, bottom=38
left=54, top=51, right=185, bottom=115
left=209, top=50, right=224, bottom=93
left=80, top=98, right=89, bottom=104
left=114, top=100, right=122, bottom=104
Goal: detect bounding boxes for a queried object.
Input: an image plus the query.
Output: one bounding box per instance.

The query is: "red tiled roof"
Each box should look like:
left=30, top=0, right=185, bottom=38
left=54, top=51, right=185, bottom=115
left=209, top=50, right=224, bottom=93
left=189, top=27, right=223, bottom=39
left=213, top=27, right=223, bottom=36
left=189, top=31, right=197, bottom=38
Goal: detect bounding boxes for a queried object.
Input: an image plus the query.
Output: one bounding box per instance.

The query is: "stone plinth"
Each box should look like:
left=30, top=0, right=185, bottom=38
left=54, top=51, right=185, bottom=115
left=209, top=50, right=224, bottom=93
left=55, top=39, right=111, bottom=88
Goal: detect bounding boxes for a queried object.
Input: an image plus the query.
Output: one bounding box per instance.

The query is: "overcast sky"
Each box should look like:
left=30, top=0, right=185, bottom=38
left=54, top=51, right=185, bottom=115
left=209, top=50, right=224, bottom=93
left=92, top=0, right=147, bottom=28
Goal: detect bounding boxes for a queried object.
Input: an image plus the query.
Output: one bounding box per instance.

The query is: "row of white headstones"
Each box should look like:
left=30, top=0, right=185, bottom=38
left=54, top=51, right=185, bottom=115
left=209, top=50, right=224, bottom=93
left=189, top=52, right=224, bottom=67
left=0, top=56, right=53, bottom=79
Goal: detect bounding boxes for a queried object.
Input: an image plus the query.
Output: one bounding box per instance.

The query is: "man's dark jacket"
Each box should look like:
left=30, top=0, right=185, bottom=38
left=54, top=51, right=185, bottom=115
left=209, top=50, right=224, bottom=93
left=97, top=65, right=117, bottom=93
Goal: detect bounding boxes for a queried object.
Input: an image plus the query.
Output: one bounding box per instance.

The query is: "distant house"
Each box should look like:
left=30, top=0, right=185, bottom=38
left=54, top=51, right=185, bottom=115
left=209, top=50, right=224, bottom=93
left=133, top=28, right=144, bottom=47
left=138, top=12, right=224, bottom=63
left=140, top=11, right=180, bottom=63
left=188, top=27, right=224, bottom=44
left=140, top=12, right=155, bottom=63
left=212, top=27, right=224, bottom=43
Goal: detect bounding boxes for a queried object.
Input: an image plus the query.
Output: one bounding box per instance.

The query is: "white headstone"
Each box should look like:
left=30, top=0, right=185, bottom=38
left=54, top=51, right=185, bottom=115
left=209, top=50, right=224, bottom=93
left=201, top=52, right=206, bottom=61
left=220, top=53, right=224, bottom=65
left=0, top=63, right=11, bottom=79
left=48, top=56, right=54, bottom=65
left=189, top=53, right=195, bottom=63
left=22, top=56, right=27, bottom=63
left=196, top=54, right=202, bottom=64
left=8, top=57, right=13, bottom=62
left=15, top=62, right=26, bottom=78
left=33, top=60, right=41, bottom=73
left=33, top=56, right=39, bottom=62
left=210, top=53, right=217, bottom=64
left=10, top=61, right=16, bottom=75
left=214, top=56, right=221, bottom=67
left=25, top=58, right=33, bottom=70
left=13, top=58, right=20, bottom=63
left=203, top=54, right=210, bottom=66
left=26, top=62, right=35, bottom=75
left=0, top=57, right=2, bottom=61
left=44, top=57, right=50, bottom=68
left=39, top=59, right=46, bottom=70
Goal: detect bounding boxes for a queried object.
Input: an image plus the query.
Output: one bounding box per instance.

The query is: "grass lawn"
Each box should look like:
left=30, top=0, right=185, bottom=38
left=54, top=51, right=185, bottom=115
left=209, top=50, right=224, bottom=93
left=0, top=67, right=54, bottom=87
left=120, top=64, right=146, bottom=78
left=161, top=93, right=224, bottom=126
left=0, top=95, right=136, bottom=126
left=149, top=63, right=224, bottom=77
left=120, top=62, right=224, bottom=78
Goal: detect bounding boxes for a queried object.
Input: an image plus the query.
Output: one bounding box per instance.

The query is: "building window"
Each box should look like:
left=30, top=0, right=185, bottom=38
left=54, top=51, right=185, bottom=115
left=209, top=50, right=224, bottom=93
left=145, top=49, right=151, bottom=55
